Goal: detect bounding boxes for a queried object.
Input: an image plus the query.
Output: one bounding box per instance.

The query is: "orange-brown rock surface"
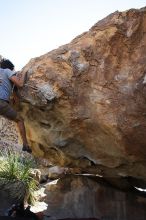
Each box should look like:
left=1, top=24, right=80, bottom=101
left=3, top=7, right=146, bottom=186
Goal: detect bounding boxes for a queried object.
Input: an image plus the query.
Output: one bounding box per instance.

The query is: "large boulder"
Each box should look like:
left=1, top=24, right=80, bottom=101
left=19, top=7, right=146, bottom=181
left=1, top=8, right=146, bottom=186
left=43, top=175, right=146, bottom=220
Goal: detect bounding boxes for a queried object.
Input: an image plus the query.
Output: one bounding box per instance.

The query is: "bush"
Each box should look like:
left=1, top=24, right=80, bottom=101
left=0, top=150, right=38, bottom=204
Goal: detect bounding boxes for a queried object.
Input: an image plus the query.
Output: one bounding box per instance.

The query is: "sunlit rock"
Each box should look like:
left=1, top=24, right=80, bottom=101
left=1, top=8, right=146, bottom=188
left=18, top=7, right=146, bottom=183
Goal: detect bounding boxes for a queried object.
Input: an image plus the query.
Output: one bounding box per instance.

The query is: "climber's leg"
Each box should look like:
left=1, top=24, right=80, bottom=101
left=14, top=116, right=28, bottom=145
left=14, top=116, right=32, bottom=153
left=0, top=100, right=32, bottom=153
left=0, top=99, right=17, bottom=120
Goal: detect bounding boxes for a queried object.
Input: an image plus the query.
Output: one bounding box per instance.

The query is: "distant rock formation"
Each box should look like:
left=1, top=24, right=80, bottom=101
left=0, top=117, right=20, bottom=151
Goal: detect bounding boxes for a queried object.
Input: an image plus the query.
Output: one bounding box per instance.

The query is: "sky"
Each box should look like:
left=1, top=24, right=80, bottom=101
left=0, top=0, right=146, bottom=70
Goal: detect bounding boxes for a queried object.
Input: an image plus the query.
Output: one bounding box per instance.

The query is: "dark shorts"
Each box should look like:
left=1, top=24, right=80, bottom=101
left=0, top=99, right=18, bottom=121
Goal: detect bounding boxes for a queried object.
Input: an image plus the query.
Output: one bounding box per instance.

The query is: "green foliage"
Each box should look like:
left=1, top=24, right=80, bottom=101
left=0, top=150, right=38, bottom=204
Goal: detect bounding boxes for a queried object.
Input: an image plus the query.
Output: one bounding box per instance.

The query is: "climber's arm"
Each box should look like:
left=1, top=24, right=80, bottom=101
left=10, top=71, right=27, bottom=88
left=11, top=86, right=20, bottom=105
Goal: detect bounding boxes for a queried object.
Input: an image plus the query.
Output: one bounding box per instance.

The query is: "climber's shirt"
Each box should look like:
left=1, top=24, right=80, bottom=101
left=0, top=68, right=15, bottom=101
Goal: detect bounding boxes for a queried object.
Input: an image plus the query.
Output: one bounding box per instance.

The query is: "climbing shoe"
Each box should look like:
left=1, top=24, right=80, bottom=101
left=22, top=145, right=32, bottom=153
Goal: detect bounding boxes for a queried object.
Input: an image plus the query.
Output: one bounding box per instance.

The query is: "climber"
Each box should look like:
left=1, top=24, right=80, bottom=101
left=0, top=58, right=32, bottom=153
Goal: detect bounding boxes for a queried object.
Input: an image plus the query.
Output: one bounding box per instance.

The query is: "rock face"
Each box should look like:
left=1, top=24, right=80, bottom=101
left=18, top=7, right=146, bottom=183
left=44, top=176, right=146, bottom=220
left=0, top=116, right=20, bottom=150
left=1, top=8, right=146, bottom=220
left=1, top=8, right=146, bottom=187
